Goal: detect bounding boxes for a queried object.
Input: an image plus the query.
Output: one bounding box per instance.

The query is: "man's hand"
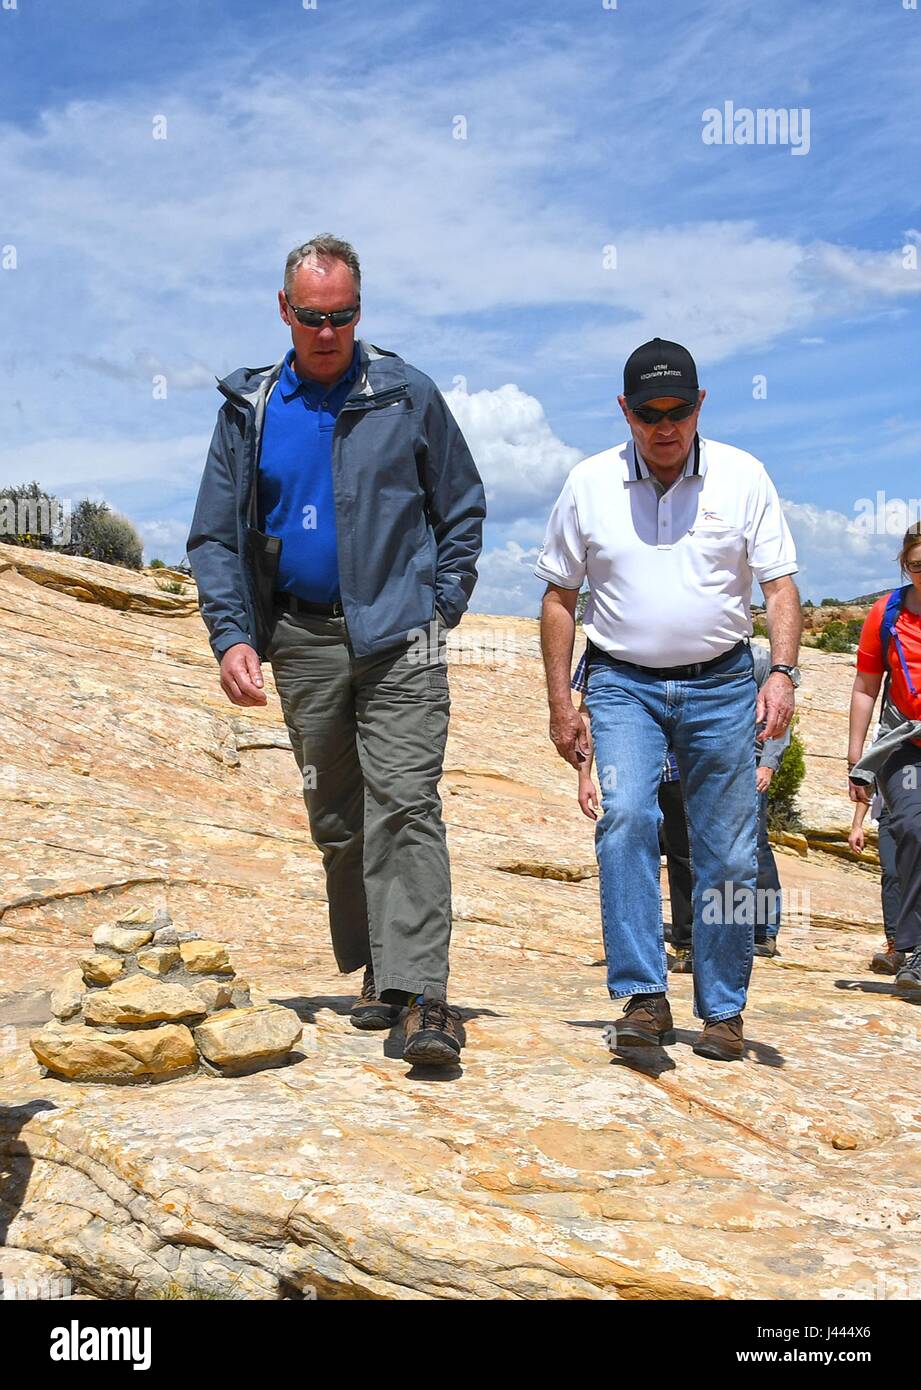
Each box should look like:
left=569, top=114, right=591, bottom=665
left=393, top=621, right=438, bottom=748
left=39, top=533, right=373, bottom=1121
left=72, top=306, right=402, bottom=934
left=576, top=710, right=598, bottom=819
left=550, top=701, right=590, bottom=768
left=756, top=765, right=774, bottom=794
left=219, top=643, right=267, bottom=707
left=848, top=775, right=872, bottom=805
left=848, top=824, right=866, bottom=854
left=756, top=671, right=795, bottom=741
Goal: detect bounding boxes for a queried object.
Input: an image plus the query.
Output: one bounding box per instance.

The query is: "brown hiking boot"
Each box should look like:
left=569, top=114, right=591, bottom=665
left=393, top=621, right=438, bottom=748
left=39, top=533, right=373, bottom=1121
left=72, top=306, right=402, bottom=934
left=870, top=942, right=905, bottom=975
left=604, top=993, right=676, bottom=1052
left=402, top=996, right=463, bottom=1066
left=669, top=948, right=693, bottom=974
left=693, top=1014, right=745, bottom=1062
left=350, top=966, right=403, bottom=1031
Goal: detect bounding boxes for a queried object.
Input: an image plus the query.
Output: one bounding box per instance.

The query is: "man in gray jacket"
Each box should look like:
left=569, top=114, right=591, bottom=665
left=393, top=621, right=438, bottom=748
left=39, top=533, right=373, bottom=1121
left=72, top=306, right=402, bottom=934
left=186, top=235, right=485, bottom=1066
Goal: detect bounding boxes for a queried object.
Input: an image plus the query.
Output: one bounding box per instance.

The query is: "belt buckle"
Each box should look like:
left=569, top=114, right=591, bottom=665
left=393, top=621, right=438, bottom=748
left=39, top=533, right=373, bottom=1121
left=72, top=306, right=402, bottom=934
left=332, top=599, right=343, bottom=618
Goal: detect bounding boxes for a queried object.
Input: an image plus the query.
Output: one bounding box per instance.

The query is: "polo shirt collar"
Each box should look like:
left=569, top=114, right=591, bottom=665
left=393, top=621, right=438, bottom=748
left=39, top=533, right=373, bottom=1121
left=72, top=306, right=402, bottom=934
left=278, top=342, right=360, bottom=401
left=626, top=433, right=706, bottom=482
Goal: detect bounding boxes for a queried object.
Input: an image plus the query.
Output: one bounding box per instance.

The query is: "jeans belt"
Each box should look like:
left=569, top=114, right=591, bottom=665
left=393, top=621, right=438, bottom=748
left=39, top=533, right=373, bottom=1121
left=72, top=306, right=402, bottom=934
left=598, top=638, right=747, bottom=680
left=276, top=591, right=344, bottom=618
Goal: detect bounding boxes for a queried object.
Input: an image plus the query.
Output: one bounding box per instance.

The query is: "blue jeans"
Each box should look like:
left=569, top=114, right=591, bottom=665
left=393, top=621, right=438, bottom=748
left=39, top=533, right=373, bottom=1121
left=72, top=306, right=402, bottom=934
left=755, top=789, right=781, bottom=940
left=586, top=641, right=758, bottom=1022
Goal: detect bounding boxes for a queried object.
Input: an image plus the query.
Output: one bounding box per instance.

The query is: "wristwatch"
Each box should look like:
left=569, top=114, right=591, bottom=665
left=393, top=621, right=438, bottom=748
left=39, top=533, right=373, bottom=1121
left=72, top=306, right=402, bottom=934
left=770, top=663, right=801, bottom=688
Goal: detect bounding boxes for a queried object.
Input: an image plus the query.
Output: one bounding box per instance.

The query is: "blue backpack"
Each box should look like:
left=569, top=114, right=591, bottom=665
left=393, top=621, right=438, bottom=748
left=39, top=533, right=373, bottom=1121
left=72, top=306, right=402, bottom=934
left=880, top=584, right=918, bottom=707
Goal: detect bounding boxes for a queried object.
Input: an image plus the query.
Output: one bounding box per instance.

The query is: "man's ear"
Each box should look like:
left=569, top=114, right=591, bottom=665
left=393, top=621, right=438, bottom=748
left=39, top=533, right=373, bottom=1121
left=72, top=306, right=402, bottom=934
left=277, top=289, right=290, bottom=324
left=696, top=388, right=707, bottom=410
left=616, top=394, right=629, bottom=422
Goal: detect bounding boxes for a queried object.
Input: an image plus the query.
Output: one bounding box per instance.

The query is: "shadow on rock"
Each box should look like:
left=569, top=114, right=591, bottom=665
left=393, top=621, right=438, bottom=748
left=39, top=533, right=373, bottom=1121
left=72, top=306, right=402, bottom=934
left=275, top=994, right=354, bottom=1022
left=0, top=1099, right=57, bottom=1250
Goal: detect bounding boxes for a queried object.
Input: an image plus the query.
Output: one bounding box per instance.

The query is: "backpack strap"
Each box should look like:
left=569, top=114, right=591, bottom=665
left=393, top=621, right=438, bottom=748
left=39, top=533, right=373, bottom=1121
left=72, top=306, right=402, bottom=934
left=880, top=584, right=917, bottom=701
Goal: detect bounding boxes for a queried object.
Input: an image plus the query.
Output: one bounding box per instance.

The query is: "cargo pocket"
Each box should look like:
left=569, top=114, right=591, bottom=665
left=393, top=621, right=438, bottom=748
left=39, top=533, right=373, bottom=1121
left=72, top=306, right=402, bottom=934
left=245, top=527, right=282, bottom=655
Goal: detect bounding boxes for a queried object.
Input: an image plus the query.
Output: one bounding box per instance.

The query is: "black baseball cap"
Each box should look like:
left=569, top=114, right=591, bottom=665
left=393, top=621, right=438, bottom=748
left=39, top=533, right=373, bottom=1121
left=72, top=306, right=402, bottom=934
left=623, top=338, right=699, bottom=409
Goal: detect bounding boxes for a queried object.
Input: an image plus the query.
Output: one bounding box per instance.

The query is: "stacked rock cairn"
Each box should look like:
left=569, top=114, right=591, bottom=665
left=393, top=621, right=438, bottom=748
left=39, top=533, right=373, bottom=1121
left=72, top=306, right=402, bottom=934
left=31, top=905, right=303, bottom=1083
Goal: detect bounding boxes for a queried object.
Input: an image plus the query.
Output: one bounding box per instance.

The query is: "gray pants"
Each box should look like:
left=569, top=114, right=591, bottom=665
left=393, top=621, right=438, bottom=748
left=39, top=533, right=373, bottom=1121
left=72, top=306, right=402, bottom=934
left=878, top=741, right=921, bottom=954
left=267, top=607, right=452, bottom=999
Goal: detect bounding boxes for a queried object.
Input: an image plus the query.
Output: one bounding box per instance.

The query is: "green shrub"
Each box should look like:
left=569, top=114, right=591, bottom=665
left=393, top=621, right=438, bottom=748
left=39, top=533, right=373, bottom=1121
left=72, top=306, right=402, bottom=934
left=149, top=557, right=166, bottom=568
left=813, top=619, right=861, bottom=653
left=66, top=500, right=143, bottom=569
left=0, top=481, right=66, bottom=548
left=576, top=590, right=588, bottom=625
left=751, top=617, right=768, bottom=637
left=767, top=714, right=806, bottom=829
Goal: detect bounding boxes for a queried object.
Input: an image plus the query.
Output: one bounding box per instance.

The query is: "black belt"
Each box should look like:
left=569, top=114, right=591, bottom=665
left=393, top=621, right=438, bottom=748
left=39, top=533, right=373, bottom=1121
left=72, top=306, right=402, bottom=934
left=276, top=591, right=344, bottom=618
left=589, top=638, right=748, bottom=680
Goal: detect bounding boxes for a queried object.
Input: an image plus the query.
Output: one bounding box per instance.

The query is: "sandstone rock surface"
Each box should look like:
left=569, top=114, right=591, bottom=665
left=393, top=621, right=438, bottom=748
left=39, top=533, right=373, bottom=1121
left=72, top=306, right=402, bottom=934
left=81, top=973, right=207, bottom=1028
left=0, top=544, right=919, bottom=1300
left=49, top=969, right=85, bottom=1021
left=180, top=939, right=233, bottom=974
left=93, top=924, right=154, bottom=954
left=30, top=1021, right=198, bottom=1082
left=79, top=951, right=124, bottom=985
left=193, top=1005, right=304, bottom=1074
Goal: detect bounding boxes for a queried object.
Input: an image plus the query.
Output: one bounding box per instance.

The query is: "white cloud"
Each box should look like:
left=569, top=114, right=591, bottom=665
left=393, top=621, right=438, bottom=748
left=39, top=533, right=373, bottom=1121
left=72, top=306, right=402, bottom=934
left=471, top=540, right=544, bottom=620
left=535, top=225, right=921, bottom=371
left=782, top=499, right=911, bottom=602
left=445, top=383, right=582, bottom=522
left=0, top=434, right=209, bottom=495
left=136, top=517, right=193, bottom=561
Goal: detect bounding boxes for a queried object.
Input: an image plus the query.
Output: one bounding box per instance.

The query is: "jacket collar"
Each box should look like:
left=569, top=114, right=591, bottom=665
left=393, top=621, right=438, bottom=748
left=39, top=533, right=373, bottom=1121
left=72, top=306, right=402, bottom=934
left=277, top=343, right=360, bottom=402
left=216, top=339, right=408, bottom=411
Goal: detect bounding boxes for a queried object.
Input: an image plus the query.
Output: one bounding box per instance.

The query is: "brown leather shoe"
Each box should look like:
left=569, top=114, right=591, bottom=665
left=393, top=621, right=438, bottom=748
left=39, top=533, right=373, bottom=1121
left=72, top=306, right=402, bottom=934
left=668, top=948, right=693, bottom=974
left=605, top=993, right=676, bottom=1051
left=350, top=966, right=403, bottom=1031
left=402, top=997, right=463, bottom=1065
left=870, top=942, right=905, bottom=975
left=693, top=1014, right=744, bottom=1062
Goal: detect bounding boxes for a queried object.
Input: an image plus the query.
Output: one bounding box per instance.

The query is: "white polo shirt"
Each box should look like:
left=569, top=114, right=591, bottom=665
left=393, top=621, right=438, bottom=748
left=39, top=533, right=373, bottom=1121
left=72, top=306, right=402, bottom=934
left=533, top=434, right=797, bottom=666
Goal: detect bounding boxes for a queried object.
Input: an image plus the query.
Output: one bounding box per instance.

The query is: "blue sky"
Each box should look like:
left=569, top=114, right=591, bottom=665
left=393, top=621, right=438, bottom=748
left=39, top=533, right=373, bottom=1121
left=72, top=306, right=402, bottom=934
left=2, top=0, right=920, bottom=612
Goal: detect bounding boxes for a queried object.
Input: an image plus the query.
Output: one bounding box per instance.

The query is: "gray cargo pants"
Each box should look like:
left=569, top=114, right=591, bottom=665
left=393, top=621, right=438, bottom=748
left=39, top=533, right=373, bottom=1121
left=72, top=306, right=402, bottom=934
left=266, top=606, right=452, bottom=999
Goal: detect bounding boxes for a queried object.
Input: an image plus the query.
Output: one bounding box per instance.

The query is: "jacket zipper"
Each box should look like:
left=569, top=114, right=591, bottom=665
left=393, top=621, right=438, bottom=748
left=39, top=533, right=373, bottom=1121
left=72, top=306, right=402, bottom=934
left=217, top=372, right=411, bottom=647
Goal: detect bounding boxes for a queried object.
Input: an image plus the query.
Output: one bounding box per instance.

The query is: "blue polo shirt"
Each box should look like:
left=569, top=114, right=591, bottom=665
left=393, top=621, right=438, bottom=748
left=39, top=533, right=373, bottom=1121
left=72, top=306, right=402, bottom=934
left=256, top=344, right=359, bottom=603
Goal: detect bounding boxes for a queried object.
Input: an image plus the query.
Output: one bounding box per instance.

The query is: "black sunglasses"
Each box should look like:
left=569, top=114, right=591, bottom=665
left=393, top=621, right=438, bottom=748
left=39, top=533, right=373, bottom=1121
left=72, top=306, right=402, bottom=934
left=630, top=400, right=698, bottom=425
left=284, top=294, right=360, bottom=329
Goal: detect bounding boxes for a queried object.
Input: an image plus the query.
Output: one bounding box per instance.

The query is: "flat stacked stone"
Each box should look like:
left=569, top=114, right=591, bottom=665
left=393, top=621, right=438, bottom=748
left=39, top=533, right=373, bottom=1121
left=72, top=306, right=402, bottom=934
left=31, top=905, right=301, bottom=1084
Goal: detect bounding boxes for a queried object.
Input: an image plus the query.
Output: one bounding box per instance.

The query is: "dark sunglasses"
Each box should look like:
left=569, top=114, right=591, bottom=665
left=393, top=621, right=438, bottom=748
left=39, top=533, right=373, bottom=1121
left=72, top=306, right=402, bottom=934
left=284, top=294, right=360, bottom=329
left=906, top=559, right=921, bottom=574
left=630, top=400, right=698, bottom=425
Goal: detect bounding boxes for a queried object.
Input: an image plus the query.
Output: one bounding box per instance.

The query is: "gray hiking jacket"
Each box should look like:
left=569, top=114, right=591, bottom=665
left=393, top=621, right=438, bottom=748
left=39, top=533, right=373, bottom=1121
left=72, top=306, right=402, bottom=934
left=186, top=340, right=486, bottom=662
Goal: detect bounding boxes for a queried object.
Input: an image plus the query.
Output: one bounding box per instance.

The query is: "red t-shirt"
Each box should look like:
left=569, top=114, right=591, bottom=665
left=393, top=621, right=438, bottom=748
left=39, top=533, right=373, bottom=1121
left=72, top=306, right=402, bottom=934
left=856, top=592, right=921, bottom=722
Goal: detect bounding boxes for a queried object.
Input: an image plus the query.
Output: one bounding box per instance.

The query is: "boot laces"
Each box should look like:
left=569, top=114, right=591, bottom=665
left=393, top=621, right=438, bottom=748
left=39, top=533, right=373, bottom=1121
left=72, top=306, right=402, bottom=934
left=360, top=966, right=377, bottom=1002
left=419, top=998, right=457, bottom=1030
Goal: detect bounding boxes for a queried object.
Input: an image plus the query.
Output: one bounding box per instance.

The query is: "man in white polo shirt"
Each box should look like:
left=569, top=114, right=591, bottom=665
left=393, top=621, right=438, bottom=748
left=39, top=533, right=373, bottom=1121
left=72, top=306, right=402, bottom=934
left=535, top=338, right=802, bottom=1061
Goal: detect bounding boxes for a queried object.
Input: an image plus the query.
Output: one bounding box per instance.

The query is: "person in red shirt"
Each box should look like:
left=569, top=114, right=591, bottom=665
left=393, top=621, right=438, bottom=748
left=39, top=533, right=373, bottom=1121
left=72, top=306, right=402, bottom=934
left=848, top=522, right=921, bottom=993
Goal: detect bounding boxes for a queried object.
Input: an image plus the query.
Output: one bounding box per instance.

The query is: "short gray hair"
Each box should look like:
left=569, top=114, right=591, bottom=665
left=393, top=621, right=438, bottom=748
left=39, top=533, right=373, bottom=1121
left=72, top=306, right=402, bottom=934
left=284, top=235, right=361, bottom=298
